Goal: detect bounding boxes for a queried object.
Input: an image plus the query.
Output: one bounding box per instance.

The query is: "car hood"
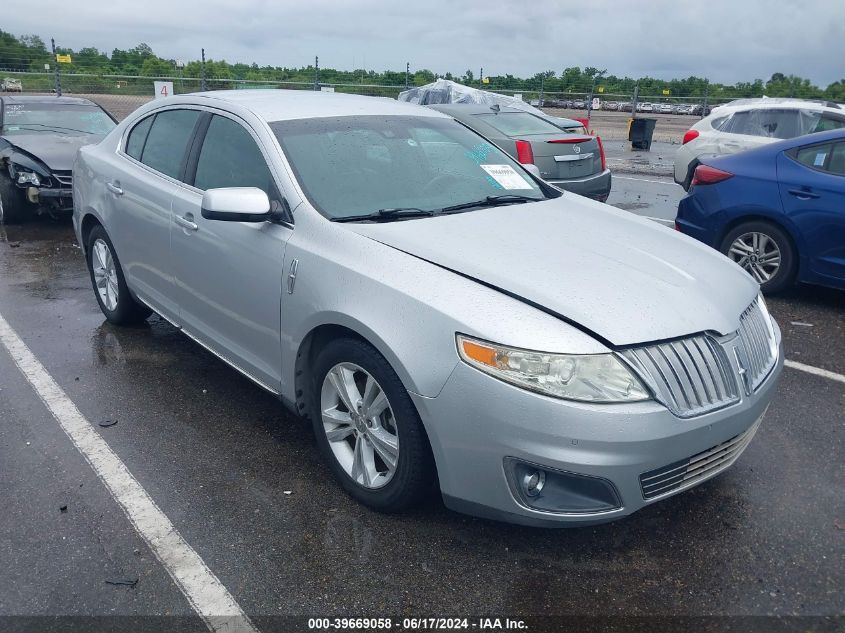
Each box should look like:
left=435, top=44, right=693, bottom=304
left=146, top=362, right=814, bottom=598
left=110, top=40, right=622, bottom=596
left=1, top=133, right=104, bottom=171
left=343, top=196, right=758, bottom=347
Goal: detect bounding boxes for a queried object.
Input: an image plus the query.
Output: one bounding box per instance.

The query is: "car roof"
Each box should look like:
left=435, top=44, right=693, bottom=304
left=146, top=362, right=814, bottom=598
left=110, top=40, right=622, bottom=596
left=0, top=95, right=99, bottom=107
left=710, top=97, right=842, bottom=115
left=178, top=89, right=448, bottom=122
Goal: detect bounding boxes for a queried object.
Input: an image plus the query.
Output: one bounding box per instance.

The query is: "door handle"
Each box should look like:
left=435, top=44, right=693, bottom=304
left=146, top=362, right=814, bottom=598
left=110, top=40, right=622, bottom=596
left=787, top=188, right=820, bottom=200
left=106, top=181, right=123, bottom=196
left=175, top=214, right=198, bottom=231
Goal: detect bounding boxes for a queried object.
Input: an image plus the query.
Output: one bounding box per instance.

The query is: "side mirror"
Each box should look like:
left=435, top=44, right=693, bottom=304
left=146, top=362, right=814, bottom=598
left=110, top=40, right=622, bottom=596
left=522, top=164, right=542, bottom=180
left=201, top=187, right=271, bottom=222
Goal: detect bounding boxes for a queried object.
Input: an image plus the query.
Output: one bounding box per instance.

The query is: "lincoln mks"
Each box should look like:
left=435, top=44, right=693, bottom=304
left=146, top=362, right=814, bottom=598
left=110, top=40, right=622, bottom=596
left=73, top=90, right=782, bottom=526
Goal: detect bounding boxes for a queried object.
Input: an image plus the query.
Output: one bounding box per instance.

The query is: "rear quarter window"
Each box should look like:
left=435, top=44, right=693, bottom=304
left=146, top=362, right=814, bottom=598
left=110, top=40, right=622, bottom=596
left=125, top=115, right=153, bottom=160
left=793, top=143, right=832, bottom=170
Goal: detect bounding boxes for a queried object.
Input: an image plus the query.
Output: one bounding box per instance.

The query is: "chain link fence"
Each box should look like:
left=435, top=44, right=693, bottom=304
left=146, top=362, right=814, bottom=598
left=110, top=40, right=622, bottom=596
left=0, top=67, right=751, bottom=143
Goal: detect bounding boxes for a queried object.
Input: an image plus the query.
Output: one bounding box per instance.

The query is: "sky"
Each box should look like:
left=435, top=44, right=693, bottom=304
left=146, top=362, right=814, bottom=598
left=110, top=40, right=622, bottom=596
left=4, top=0, right=845, bottom=86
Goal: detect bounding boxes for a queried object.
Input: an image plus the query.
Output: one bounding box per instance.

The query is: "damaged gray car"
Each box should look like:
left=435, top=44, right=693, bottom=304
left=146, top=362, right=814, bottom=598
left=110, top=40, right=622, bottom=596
left=0, top=95, right=116, bottom=223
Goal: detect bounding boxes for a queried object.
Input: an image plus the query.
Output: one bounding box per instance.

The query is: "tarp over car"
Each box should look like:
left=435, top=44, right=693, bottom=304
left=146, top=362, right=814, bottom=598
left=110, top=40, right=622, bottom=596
left=398, top=79, right=584, bottom=131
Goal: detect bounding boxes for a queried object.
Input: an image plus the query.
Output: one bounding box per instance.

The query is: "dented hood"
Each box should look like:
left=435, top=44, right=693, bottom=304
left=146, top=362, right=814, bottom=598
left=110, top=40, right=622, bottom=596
left=344, top=196, right=758, bottom=347
left=1, top=133, right=104, bottom=172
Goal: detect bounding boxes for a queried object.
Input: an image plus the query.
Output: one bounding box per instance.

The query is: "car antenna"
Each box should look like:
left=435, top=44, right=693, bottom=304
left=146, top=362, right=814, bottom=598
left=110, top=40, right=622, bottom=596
left=490, top=104, right=500, bottom=113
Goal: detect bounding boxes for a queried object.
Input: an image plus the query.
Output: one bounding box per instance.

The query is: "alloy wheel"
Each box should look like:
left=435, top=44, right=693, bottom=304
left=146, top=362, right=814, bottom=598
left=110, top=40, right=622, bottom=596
left=320, top=362, right=399, bottom=489
left=92, top=238, right=119, bottom=311
left=727, top=231, right=781, bottom=284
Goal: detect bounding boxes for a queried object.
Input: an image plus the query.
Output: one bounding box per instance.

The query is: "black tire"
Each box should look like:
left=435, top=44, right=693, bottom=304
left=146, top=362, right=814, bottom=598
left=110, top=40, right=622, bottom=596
left=310, top=338, right=435, bottom=512
left=0, top=174, right=28, bottom=224
left=86, top=225, right=152, bottom=325
left=720, top=220, right=797, bottom=294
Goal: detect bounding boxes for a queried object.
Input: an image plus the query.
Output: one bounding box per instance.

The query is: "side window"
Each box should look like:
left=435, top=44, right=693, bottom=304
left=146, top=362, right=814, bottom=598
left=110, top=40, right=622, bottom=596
left=710, top=115, right=730, bottom=131
left=139, top=110, right=200, bottom=179
left=125, top=115, right=153, bottom=160
left=193, top=115, right=276, bottom=197
left=827, top=143, right=845, bottom=176
left=794, top=144, right=832, bottom=169
left=812, top=115, right=845, bottom=133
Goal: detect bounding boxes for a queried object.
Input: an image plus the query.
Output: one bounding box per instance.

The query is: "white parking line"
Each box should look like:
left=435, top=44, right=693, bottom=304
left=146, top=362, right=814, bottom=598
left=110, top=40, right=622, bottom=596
left=0, top=311, right=259, bottom=633
left=785, top=359, right=845, bottom=385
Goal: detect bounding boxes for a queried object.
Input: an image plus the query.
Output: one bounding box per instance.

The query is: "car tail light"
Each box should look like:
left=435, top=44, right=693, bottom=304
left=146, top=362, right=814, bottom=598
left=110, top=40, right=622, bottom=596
left=546, top=137, right=590, bottom=143
left=515, top=140, right=534, bottom=164
left=691, top=164, right=733, bottom=186
left=682, top=129, right=700, bottom=145
left=596, top=136, right=607, bottom=171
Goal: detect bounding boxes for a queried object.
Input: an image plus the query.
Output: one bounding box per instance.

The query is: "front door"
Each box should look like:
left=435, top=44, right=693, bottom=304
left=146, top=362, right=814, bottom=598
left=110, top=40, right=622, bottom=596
left=170, top=113, right=292, bottom=390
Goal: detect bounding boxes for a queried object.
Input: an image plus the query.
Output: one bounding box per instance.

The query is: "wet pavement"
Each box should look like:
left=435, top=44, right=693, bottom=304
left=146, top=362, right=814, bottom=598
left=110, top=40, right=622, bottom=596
left=0, top=209, right=843, bottom=630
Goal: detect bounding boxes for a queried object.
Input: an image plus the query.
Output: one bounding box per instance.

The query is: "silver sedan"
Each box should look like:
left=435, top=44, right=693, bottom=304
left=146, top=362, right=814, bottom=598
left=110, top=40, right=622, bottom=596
left=73, top=90, right=782, bottom=526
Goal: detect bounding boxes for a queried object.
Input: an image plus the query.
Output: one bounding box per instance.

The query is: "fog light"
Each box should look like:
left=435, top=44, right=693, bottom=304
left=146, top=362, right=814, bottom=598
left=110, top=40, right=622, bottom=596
left=505, top=458, right=622, bottom=514
left=522, top=469, right=546, bottom=497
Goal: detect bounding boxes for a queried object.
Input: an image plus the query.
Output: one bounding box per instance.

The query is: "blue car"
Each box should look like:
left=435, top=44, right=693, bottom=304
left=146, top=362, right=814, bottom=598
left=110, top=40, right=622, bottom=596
left=676, top=129, right=845, bottom=293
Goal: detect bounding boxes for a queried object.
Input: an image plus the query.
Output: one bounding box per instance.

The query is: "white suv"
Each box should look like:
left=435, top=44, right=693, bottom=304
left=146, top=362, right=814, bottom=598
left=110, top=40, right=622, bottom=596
left=674, top=98, right=845, bottom=189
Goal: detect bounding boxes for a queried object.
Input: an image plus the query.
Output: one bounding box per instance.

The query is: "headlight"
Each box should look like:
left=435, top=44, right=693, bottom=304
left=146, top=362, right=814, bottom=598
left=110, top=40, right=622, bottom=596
left=16, top=171, right=41, bottom=186
left=456, top=334, right=651, bottom=403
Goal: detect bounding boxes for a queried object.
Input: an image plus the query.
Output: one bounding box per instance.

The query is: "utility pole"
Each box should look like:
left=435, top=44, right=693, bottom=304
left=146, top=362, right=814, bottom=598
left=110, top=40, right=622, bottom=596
left=586, top=70, right=605, bottom=128
left=200, top=48, right=207, bottom=92
left=701, top=79, right=709, bottom=119
left=314, top=56, right=319, bottom=91
left=51, top=38, right=61, bottom=97
left=480, top=67, right=483, bottom=86
left=539, top=75, right=544, bottom=106
left=631, top=84, right=639, bottom=119
left=405, top=62, right=410, bottom=90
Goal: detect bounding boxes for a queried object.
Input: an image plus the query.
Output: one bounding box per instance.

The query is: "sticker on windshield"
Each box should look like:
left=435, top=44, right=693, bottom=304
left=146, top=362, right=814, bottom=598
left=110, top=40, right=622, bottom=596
left=480, top=164, right=533, bottom=190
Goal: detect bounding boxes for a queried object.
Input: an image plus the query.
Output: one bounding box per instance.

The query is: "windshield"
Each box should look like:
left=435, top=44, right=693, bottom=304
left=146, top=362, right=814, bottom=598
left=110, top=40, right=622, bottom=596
left=1, top=103, right=116, bottom=136
left=474, top=112, right=563, bottom=136
left=270, top=115, right=547, bottom=220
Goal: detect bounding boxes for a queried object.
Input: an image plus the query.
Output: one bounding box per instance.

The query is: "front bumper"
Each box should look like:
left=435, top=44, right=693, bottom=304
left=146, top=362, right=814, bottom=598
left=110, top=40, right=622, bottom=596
left=29, top=186, right=74, bottom=211
left=548, top=168, right=611, bottom=202
left=412, top=339, right=783, bottom=527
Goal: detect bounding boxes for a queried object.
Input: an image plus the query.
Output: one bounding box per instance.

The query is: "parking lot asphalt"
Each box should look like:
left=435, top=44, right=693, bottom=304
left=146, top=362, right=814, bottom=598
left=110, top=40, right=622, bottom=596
left=0, top=175, right=843, bottom=630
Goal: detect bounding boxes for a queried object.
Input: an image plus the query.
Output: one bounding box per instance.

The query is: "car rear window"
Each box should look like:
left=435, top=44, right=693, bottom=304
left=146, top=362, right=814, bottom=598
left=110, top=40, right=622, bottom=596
left=474, top=112, right=562, bottom=136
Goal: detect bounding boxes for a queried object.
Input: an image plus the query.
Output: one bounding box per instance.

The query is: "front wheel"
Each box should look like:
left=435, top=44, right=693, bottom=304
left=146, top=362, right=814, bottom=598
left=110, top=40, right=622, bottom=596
left=0, top=174, right=27, bottom=224
left=310, top=338, right=435, bottom=512
left=86, top=225, right=152, bottom=325
left=720, top=221, right=797, bottom=294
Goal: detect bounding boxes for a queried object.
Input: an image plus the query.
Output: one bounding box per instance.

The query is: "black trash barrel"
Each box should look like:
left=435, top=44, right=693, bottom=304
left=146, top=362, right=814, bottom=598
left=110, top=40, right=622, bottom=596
left=629, top=118, right=657, bottom=150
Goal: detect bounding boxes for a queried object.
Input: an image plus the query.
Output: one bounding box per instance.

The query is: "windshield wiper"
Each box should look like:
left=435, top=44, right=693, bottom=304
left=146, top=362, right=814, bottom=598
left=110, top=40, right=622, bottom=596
left=14, top=124, right=92, bottom=134
left=331, top=208, right=437, bottom=223
left=441, top=194, right=543, bottom=214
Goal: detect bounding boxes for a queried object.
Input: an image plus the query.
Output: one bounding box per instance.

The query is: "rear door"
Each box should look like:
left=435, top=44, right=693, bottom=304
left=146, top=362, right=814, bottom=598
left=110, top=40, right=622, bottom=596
left=777, top=140, right=845, bottom=283
left=170, top=112, right=293, bottom=390
left=109, top=108, right=201, bottom=321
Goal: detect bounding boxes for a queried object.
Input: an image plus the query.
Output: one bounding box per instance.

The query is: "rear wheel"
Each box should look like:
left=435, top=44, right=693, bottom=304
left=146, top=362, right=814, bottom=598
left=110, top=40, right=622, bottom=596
left=86, top=225, right=151, bottom=324
left=0, top=174, right=27, bottom=224
left=310, top=338, right=435, bottom=512
left=720, top=221, right=797, bottom=294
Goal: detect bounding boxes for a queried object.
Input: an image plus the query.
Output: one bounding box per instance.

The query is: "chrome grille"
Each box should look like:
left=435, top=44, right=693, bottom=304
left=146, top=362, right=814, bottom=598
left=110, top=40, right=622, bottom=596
left=619, top=335, right=739, bottom=418
left=639, top=419, right=761, bottom=500
left=53, top=171, right=73, bottom=187
left=736, top=297, right=778, bottom=392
